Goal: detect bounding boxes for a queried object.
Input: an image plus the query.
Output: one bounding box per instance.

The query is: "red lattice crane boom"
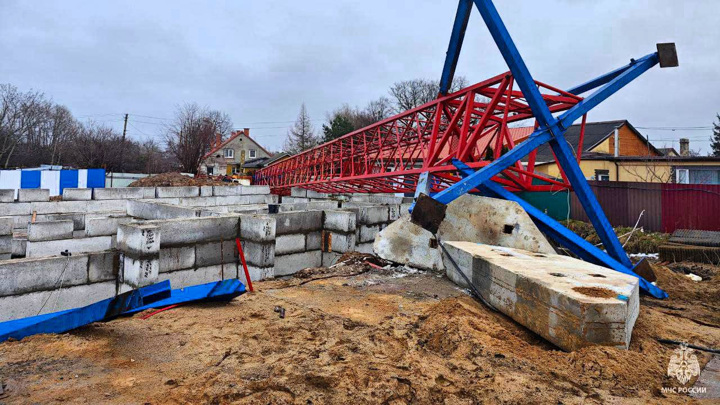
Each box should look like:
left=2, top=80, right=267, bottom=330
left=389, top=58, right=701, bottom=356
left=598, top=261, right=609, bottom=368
left=254, top=72, right=587, bottom=195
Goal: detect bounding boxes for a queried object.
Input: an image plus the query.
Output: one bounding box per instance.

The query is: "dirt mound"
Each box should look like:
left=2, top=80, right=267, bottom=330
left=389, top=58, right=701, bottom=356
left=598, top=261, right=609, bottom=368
left=1, top=262, right=718, bottom=403
left=128, top=172, right=229, bottom=187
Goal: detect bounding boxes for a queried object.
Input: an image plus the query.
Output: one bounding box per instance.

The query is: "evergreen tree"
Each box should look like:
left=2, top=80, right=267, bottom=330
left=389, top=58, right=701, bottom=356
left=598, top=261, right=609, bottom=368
left=711, top=113, right=720, bottom=157
left=322, top=114, right=354, bottom=143
left=284, top=103, right=318, bottom=154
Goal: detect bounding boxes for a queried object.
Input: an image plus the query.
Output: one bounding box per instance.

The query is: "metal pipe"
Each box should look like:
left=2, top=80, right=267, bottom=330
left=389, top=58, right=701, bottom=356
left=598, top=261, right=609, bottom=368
left=614, top=128, right=619, bottom=157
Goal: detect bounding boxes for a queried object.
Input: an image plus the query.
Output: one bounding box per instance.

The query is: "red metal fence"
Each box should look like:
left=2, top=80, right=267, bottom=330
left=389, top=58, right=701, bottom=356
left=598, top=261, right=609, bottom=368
left=570, top=181, right=720, bottom=233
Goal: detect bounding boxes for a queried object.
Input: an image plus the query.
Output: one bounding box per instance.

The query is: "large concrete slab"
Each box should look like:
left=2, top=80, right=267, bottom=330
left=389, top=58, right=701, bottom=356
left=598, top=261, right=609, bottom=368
left=441, top=241, right=640, bottom=351
left=438, top=195, right=555, bottom=254
left=373, top=216, right=444, bottom=271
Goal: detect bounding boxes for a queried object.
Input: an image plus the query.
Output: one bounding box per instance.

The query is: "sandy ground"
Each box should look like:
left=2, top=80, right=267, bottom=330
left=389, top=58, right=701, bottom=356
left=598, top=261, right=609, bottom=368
left=0, top=259, right=718, bottom=404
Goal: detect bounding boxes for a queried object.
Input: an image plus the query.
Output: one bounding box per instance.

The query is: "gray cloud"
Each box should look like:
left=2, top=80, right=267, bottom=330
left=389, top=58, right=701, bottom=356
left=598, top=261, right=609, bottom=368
left=1, top=0, right=718, bottom=153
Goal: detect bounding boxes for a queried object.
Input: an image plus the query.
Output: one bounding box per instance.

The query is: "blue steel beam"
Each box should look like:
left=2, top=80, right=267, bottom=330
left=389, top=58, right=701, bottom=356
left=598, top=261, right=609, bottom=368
left=451, top=159, right=667, bottom=299
left=548, top=137, right=633, bottom=267
left=471, top=0, right=556, bottom=129
left=424, top=49, right=659, bottom=265
left=558, top=53, right=658, bottom=129
left=439, top=0, right=473, bottom=95
left=567, top=58, right=643, bottom=95
left=421, top=128, right=553, bottom=205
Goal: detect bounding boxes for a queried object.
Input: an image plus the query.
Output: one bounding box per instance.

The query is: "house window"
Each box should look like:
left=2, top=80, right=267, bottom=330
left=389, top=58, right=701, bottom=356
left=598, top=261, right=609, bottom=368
left=675, top=168, right=689, bottom=184
left=595, top=169, right=610, bottom=181
left=206, top=166, right=214, bottom=175
left=223, top=148, right=234, bottom=159
left=249, top=149, right=256, bottom=158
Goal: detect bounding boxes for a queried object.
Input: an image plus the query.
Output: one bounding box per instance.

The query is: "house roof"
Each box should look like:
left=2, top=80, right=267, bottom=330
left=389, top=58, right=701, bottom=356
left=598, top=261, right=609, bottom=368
left=582, top=155, right=720, bottom=163
left=203, top=130, right=271, bottom=160
left=658, top=147, right=679, bottom=156
left=265, top=152, right=290, bottom=165
left=517, top=120, right=661, bottom=164
left=242, top=152, right=290, bottom=169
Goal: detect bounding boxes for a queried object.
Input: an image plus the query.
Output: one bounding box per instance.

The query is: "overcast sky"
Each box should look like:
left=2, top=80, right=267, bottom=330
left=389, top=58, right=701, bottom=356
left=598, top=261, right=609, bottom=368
left=2, top=0, right=718, bottom=154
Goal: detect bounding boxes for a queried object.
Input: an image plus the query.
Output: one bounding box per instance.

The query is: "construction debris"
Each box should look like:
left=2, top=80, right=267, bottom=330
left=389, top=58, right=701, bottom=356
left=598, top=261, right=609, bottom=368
left=373, top=215, right=444, bottom=271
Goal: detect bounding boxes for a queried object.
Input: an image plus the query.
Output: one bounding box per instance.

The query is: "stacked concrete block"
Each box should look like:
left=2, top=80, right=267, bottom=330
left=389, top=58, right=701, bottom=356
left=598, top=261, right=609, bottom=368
left=0, top=217, right=13, bottom=260
left=349, top=194, right=404, bottom=205
left=27, top=220, right=74, bottom=241
left=62, top=188, right=92, bottom=201
left=145, top=215, right=241, bottom=289
left=239, top=215, right=276, bottom=282
left=212, top=186, right=243, bottom=196
left=0, top=251, right=118, bottom=321
left=441, top=242, right=640, bottom=351
left=18, top=189, right=50, bottom=202
left=0, top=189, right=14, bottom=202
left=85, top=215, right=132, bottom=237
left=139, top=187, right=157, bottom=199
left=1, top=200, right=127, bottom=218
left=200, top=186, right=213, bottom=197
left=127, top=200, right=199, bottom=219
left=117, top=223, right=160, bottom=289
left=93, top=187, right=146, bottom=200
left=156, top=186, right=200, bottom=198
left=279, top=201, right=339, bottom=212
left=273, top=211, right=323, bottom=276
left=41, top=213, right=86, bottom=231
left=321, top=210, right=356, bottom=266
left=0, top=281, right=116, bottom=322
left=88, top=251, right=118, bottom=282
left=25, top=236, right=113, bottom=258
left=241, top=185, right=270, bottom=195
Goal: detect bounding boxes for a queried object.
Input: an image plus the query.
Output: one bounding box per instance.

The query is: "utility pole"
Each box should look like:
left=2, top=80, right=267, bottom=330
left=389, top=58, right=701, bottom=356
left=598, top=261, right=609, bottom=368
left=119, top=113, right=128, bottom=176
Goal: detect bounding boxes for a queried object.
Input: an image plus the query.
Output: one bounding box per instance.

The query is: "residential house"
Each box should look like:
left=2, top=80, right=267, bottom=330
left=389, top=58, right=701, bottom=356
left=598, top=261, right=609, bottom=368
left=200, top=128, right=271, bottom=176
left=511, top=120, right=720, bottom=184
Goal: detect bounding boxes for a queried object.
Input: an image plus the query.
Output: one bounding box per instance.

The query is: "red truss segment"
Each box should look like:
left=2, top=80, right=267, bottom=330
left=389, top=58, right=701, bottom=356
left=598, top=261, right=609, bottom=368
left=254, top=72, right=586, bottom=195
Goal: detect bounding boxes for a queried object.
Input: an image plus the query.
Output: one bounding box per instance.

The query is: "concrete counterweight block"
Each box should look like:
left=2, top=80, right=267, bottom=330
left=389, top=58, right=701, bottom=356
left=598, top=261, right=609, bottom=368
left=118, top=223, right=160, bottom=288
left=441, top=241, right=640, bottom=351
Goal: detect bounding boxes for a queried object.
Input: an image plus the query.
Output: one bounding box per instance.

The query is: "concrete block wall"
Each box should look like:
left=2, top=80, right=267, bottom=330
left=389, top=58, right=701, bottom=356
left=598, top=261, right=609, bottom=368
left=273, top=211, right=323, bottom=276
left=0, top=217, right=12, bottom=260
left=0, top=185, right=410, bottom=323
left=0, top=251, right=118, bottom=322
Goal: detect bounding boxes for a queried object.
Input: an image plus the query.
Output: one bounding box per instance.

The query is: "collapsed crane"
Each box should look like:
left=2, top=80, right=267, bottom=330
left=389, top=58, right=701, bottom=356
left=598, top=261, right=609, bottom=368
left=256, top=0, right=677, bottom=298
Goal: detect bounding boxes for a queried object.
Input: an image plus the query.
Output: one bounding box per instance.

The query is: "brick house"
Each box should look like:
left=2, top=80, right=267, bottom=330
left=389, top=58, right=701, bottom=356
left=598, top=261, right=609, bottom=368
left=199, top=128, right=271, bottom=176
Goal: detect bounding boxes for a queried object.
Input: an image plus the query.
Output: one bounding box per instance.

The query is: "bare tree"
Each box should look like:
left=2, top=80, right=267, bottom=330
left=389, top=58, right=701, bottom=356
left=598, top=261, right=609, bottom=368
left=388, top=76, right=469, bottom=113
left=165, top=103, right=232, bottom=174
left=284, top=103, right=318, bottom=154
left=69, top=121, right=124, bottom=170
left=0, top=84, right=49, bottom=167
